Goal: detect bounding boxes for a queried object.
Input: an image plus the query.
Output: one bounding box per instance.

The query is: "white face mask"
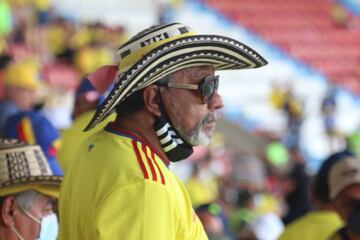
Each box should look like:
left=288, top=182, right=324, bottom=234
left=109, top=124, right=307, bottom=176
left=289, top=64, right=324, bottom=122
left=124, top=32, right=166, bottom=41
left=36, top=213, right=59, bottom=240
left=12, top=210, right=59, bottom=240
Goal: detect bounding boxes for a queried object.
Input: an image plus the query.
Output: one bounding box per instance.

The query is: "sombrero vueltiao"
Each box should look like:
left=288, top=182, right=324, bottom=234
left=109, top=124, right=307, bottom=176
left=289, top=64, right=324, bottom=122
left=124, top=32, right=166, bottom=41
left=85, top=22, right=268, bottom=131
left=0, top=139, right=62, bottom=198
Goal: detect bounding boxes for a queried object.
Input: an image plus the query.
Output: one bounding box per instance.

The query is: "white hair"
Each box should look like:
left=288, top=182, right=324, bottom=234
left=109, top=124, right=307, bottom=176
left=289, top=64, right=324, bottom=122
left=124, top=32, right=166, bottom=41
left=13, top=190, right=42, bottom=211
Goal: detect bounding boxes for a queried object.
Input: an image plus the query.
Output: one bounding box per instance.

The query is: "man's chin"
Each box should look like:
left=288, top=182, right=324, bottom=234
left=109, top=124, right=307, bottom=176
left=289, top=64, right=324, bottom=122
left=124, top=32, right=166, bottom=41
left=195, top=132, right=212, bottom=146
left=178, top=126, right=213, bottom=146
left=205, top=128, right=215, bottom=139
left=185, top=133, right=211, bottom=146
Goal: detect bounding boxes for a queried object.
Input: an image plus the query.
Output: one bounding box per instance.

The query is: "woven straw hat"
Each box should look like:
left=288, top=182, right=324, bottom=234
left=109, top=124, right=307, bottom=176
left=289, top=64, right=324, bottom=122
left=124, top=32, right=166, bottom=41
left=85, top=22, right=268, bottom=131
left=0, top=139, right=62, bottom=198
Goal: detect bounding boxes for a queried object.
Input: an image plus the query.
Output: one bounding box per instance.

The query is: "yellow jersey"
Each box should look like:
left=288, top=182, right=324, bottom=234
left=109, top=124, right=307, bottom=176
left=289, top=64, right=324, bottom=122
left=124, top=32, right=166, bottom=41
left=59, top=123, right=208, bottom=240
left=279, top=210, right=343, bottom=240
left=186, top=176, right=218, bottom=208
left=57, top=110, right=115, bottom=173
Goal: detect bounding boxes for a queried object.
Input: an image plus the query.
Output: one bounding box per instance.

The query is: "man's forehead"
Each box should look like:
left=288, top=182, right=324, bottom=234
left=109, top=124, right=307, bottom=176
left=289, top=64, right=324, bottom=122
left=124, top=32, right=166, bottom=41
left=185, top=65, right=214, bottom=73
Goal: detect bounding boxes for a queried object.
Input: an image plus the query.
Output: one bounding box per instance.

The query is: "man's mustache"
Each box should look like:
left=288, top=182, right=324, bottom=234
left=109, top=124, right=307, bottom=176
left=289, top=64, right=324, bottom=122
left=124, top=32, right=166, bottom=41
left=203, top=111, right=221, bottom=124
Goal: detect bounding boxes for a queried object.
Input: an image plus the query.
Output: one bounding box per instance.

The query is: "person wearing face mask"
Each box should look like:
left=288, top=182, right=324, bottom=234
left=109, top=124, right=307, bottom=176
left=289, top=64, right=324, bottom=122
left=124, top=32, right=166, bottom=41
left=328, top=154, right=360, bottom=240
left=58, top=22, right=267, bottom=240
left=0, top=138, right=62, bottom=240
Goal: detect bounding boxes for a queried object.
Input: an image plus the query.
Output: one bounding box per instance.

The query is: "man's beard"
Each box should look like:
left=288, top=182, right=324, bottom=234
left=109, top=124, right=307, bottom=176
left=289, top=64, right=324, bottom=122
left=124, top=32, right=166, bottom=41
left=175, top=112, right=220, bottom=146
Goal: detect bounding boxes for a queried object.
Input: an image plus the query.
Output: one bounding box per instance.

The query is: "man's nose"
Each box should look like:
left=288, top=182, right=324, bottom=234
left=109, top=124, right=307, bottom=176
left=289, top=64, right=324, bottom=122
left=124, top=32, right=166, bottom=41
left=208, top=90, right=224, bottom=111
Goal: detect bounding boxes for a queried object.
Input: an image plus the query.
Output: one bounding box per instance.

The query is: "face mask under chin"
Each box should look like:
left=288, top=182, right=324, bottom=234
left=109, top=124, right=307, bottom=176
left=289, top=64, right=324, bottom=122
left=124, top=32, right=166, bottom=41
left=154, top=114, right=194, bottom=162
left=154, top=91, right=217, bottom=162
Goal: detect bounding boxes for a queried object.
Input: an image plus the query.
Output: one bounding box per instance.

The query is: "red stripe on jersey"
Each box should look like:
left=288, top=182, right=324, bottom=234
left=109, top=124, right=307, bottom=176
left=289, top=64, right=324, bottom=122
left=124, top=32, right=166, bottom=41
left=17, top=122, right=26, bottom=142
left=151, top=151, right=166, bottom=185
left=142, top=143, right=157, bottom=181
left=106, top=123, right=170, bottom=166
left=132, top=140, right=149, bottom=179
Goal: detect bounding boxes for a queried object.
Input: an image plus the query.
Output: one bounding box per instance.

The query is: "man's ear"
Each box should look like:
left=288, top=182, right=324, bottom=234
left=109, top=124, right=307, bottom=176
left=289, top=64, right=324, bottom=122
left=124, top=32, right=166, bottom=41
left=143, top=85, right=161, bottom=118
left=1, top=196, right=16, bottom=227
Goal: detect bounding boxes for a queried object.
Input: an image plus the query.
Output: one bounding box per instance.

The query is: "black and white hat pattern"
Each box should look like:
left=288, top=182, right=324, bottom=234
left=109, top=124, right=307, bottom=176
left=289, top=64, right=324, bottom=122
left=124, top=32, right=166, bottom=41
left=0, top=139, right=62, bottom=197
left=85, top=23, right=268, bottom=131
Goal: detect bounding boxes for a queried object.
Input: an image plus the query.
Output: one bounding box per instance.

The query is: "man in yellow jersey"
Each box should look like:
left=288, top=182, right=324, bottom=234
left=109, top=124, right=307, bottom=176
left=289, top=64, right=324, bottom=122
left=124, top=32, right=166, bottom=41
left=328, top=153, right=360, bottom=240
left=278, top=151, right=348, bottom=240
left=0, top=138, right=62, bottom=240
left=59, top=23, right=267, bottom=240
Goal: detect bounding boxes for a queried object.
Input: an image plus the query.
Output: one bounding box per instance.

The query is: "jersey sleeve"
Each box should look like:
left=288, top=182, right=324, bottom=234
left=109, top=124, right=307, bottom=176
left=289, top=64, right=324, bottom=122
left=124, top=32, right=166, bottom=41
left=94, top=181, right=176, bottom=240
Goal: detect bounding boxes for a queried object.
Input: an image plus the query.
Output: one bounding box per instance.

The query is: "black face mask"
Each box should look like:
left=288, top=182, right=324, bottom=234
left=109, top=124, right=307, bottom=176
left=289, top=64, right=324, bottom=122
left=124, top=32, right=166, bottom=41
left=153, top=94, right=193, bottom=162
left=348, top=205, right=360, bottom=236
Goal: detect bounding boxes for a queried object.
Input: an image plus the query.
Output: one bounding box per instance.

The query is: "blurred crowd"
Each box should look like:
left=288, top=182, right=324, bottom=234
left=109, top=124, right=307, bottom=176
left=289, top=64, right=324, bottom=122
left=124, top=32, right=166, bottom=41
left=0, top=0, right=360, bottom=240
left=174, top=79, right=359, bottom=239
left=0, top=0, right=127, bottom=107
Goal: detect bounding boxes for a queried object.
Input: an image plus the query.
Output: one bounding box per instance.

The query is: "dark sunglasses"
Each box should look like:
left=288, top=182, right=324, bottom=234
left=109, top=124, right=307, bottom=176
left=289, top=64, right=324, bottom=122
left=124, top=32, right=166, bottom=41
left=158, top=75, right=219, bottom=104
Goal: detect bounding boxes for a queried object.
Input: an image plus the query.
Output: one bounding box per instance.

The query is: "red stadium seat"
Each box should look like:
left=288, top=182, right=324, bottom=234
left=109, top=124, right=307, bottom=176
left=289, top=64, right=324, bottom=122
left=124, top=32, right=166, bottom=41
left=204, top=0, right=360, bottom=95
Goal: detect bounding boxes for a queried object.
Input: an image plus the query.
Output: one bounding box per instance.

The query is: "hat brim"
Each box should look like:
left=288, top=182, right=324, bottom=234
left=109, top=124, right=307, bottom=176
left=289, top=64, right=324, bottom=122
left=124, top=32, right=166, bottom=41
left=0, top=176, right=62, bottom=198
left=85, top=35, right=268, bottom=131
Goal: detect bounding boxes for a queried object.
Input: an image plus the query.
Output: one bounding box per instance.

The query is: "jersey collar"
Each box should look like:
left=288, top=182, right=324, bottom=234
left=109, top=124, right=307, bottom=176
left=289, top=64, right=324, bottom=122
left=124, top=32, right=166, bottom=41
left=105, top=122, right=170, bottom=167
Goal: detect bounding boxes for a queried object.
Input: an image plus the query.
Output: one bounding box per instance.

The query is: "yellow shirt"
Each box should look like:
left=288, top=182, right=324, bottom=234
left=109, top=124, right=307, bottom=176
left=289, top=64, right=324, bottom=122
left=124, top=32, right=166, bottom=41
left=57, top=110, right=115, bottom=173
left=47, top=24, right=67, bottom=55
left=185, top=176, right=218, bottom=208
left=279, top=210, right=343, bottom=240
left=73, top=46, right=112, bottom=75
left=59, top=123, right=208, bottom=240
left=34, top=0, right=50, bottom=11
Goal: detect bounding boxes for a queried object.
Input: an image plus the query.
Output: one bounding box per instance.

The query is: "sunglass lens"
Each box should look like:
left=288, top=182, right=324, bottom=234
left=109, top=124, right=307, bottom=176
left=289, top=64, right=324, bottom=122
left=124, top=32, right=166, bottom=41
left=201, top=76, right=218, bottom=103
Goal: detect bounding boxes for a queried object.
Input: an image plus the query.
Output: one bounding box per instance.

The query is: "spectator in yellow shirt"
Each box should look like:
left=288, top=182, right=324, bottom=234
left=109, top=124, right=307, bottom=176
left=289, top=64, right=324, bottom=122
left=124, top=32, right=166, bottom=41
left=279, top=151, right=348, bottom=240
left=59, top=22, right=267, bottom=240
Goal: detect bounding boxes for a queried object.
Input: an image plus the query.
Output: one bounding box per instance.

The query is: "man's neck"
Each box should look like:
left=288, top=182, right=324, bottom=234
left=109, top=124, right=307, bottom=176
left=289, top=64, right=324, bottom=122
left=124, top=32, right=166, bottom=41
left=113, top=112, right=169, bottom=162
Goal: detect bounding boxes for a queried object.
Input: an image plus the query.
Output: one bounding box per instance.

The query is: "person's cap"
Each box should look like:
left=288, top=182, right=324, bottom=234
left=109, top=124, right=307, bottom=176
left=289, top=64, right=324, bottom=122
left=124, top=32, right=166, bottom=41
left=3, top=61, right=39, bottom=91
left=314, top=150, right=354, bottom=203
left=329, top=156, right=360, bottom=199
left=0, top=139, right=62, bottom=198
left=3, top=111, right=63, bottom=176
left=75, top=65, right=118, bottom=103
left=84, top=22, right=268, bottom=131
